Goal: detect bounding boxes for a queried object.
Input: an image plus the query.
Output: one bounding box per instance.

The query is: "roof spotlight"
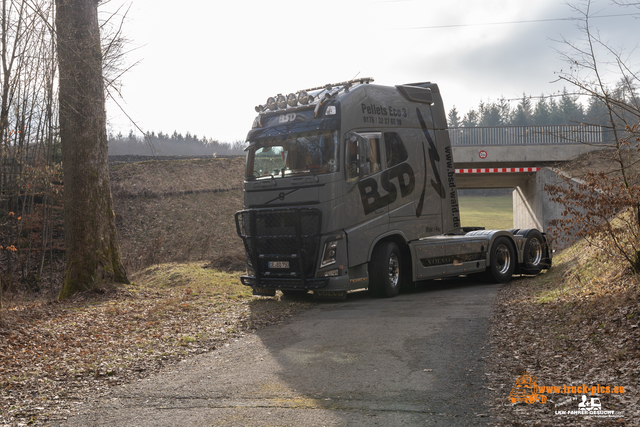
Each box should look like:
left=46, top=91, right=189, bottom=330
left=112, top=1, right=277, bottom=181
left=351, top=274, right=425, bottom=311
left=276, top=94, right=287, bottom=109
left=287, top=93, right=298, bottom=107
left=266, top=97, right=277, bottom=111
left=298, top=90, right=309, bottom=105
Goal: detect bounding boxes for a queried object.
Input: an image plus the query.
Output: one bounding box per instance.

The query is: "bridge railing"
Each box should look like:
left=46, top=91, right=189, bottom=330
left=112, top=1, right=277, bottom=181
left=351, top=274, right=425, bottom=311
left=448, top=124, right=605, bottom=146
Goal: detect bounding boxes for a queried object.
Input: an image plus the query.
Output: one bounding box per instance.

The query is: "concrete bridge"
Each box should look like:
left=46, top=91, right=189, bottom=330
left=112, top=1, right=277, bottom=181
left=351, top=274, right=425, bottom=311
left=449, top=124, right=606, bottom=235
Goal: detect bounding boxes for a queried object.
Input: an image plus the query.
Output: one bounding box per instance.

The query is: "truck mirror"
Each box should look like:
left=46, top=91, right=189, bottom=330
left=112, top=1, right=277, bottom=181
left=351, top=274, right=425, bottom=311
left=359, top=135, right=371, bottom=178
left=360, top=161, right=370, bottom=177
left=345, top=132, right=371, bottom=179
left=360, top=136, right=371, bottom=162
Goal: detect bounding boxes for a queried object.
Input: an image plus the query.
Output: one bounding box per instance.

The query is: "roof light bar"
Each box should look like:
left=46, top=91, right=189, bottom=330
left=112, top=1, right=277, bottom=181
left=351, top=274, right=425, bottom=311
left=298, top=90, right=310, bottom=105
left=287, top=93, right=297, bottom=107
left=266, top=97, right=276, bottom=111
left=254, top=77, right=374, bottom=114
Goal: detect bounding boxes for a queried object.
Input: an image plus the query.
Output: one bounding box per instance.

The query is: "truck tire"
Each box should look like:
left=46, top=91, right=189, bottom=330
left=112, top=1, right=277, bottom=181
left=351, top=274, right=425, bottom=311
left=516, top=229, right=545, bottom=275
left=368, top=242, right=402, bottom=298
left=484, top=236, right=516, bottom=283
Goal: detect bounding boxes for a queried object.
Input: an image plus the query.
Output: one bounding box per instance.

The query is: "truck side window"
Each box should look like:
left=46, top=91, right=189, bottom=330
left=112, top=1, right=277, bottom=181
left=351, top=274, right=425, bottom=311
left=384, top=132, right=409, bottom=168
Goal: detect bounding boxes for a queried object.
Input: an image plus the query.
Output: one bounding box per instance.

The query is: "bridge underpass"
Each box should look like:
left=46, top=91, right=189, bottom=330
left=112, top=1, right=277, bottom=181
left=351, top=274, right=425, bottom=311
left=450, top=124, right=605, bottom=235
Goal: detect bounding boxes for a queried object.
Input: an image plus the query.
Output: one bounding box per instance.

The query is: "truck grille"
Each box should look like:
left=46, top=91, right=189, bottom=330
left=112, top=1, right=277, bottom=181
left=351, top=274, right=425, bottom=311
left=235, top=208, right=322, bottom=286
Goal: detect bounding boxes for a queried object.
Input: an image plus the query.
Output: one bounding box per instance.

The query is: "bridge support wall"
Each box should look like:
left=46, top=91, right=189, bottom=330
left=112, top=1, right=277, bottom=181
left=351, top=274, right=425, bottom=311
left=513, top=167, right=583, bottom=247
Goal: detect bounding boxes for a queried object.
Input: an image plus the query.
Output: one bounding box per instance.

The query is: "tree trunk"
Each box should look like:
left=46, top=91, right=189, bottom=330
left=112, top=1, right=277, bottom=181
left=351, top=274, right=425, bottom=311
left=56, top=0, right=128, bottom=299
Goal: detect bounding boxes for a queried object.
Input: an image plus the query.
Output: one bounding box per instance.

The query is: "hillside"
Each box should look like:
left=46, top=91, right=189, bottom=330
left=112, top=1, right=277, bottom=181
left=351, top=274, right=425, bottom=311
left=487, top=147, right=640, bottom=425
left=109, top=157, right=247, bottom=273
left=488, top=240, right=640, bottom=425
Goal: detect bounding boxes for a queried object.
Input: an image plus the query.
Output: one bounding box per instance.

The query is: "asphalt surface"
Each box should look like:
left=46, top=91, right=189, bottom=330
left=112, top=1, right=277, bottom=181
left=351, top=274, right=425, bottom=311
left=62, top=279, right=500, bottom=427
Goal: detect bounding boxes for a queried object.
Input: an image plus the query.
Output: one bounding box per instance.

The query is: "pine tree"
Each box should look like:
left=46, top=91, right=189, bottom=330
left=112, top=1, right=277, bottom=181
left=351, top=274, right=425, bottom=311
left=511, top=93, right=533, bottom=126
left=447, top=106, right=461, bottom=127
left=532, top=95, right=551, bottom=125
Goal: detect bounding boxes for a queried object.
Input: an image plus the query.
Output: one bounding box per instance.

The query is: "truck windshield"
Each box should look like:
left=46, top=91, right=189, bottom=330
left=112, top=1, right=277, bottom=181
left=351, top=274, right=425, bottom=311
left=246, top=130, right=339, bottom=179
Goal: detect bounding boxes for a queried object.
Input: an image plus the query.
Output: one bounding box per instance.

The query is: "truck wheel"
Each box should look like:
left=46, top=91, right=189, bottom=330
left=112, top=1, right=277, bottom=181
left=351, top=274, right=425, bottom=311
left=484, top=236, right=515, bottom=283
left=517, top=229, right=545, bottom=275
left=369, top=242, right=401, bottom=298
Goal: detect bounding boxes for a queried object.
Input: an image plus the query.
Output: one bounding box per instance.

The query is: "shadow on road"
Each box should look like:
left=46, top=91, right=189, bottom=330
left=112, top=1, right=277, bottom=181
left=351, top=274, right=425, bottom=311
left=233, top=276, right=500, bottom=426
left=65, top=277, right=499, bottom=427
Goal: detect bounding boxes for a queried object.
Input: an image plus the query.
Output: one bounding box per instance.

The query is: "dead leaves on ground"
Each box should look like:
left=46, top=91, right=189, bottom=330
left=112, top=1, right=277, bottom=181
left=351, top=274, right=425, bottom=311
left=487, top=244, right=640, bottom=426
left=0, top=263, right=312, bottom=426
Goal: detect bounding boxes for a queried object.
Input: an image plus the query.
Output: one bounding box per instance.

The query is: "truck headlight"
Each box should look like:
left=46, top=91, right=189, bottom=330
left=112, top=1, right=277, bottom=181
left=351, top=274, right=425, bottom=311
left=321, top=240, right=338, bottom=268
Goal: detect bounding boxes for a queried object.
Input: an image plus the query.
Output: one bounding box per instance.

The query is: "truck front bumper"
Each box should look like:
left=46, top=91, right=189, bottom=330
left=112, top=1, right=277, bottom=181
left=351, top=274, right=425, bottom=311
left=239, top=275, right=329, bottom=289
left=239, top=274, right=355, bottom=293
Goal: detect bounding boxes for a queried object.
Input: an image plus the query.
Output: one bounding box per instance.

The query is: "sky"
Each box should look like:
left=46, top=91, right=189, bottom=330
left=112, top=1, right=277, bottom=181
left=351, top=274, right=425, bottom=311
left=100, top=0, right=640, bottom=143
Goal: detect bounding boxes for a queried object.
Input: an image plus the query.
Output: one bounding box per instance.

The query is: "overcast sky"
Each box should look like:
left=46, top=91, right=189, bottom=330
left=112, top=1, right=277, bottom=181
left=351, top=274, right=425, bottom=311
left=100, top=0, right=640, bottom=143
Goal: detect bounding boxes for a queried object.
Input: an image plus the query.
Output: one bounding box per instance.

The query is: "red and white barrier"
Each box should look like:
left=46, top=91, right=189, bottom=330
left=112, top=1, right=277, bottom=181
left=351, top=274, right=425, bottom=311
left=455, top=167, right=541, bottom=174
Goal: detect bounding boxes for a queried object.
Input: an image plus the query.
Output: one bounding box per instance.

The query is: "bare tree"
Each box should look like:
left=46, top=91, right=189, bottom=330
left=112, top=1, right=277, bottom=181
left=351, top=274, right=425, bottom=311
left=547, top=0, right=640, bottom=273
left=56, top=0, right=127, bottom=298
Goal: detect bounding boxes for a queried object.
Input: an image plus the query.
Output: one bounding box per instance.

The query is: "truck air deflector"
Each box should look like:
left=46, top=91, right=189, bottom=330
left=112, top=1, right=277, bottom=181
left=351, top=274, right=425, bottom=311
left=235, top=207, right=327, bottom=290
left=396, top=85, right=434, bottom=105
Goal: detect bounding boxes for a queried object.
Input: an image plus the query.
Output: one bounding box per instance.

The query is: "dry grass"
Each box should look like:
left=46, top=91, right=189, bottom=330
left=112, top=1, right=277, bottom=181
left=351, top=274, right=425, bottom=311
left=110, top=157, right=247, bottom=273
left=0, top=263, right=313, bottom=426
left=488, top=238, right=640, bottom=425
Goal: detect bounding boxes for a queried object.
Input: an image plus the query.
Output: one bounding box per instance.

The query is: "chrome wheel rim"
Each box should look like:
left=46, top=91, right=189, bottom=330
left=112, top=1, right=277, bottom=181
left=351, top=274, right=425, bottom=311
left=495, top=244, right=511, bottom=275
left=388, top=253, right=400, bottom=287
left=528, top=238, right=543, bottom=266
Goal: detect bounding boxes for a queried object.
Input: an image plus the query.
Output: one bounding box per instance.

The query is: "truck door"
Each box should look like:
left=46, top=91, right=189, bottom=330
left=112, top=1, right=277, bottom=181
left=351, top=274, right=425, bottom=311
left=343, top=132, right=388, bottom=267
left=384, top=130, right=443, bottom=237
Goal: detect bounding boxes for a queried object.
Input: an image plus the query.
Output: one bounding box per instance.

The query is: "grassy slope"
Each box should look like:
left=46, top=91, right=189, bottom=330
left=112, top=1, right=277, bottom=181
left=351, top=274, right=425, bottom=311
left=110, top=157, right=247, bottom=273
left=488, top=239, right=640, bottom=425
left=457, top=151, right=640, bottom=424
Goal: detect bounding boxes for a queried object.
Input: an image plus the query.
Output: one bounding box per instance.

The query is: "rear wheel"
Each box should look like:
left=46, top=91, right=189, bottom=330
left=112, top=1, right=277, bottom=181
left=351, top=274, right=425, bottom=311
left=368, top=242, right=402, bottom=298
left=484, top=236, right=516, bottom=283
left=517, top=229, right=546, bottom=275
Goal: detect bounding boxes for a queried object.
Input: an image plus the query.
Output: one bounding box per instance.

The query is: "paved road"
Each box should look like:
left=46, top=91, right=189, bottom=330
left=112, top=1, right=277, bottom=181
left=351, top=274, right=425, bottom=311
left=63, top=279, right=500, bottom=427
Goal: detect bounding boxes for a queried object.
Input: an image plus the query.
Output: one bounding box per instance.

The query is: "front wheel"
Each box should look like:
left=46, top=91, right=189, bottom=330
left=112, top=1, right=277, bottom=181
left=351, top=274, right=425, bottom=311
left=484, top=236, right=516, bottom=283
left=368, top=242, right=402, bottom=298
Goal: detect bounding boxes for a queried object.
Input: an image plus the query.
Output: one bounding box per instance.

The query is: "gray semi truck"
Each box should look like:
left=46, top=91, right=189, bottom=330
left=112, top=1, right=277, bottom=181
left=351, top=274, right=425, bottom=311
left=235, top=78, right=551, bottom=299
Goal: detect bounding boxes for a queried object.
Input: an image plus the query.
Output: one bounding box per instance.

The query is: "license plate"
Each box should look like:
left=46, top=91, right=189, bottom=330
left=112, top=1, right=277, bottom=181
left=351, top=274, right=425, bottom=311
left=268, top=261, right=289, bottom=269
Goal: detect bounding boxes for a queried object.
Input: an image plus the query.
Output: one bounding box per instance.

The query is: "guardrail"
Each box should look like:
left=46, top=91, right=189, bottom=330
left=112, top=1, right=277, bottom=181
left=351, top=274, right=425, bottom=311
left=448, top=125, right=605, bottom=146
